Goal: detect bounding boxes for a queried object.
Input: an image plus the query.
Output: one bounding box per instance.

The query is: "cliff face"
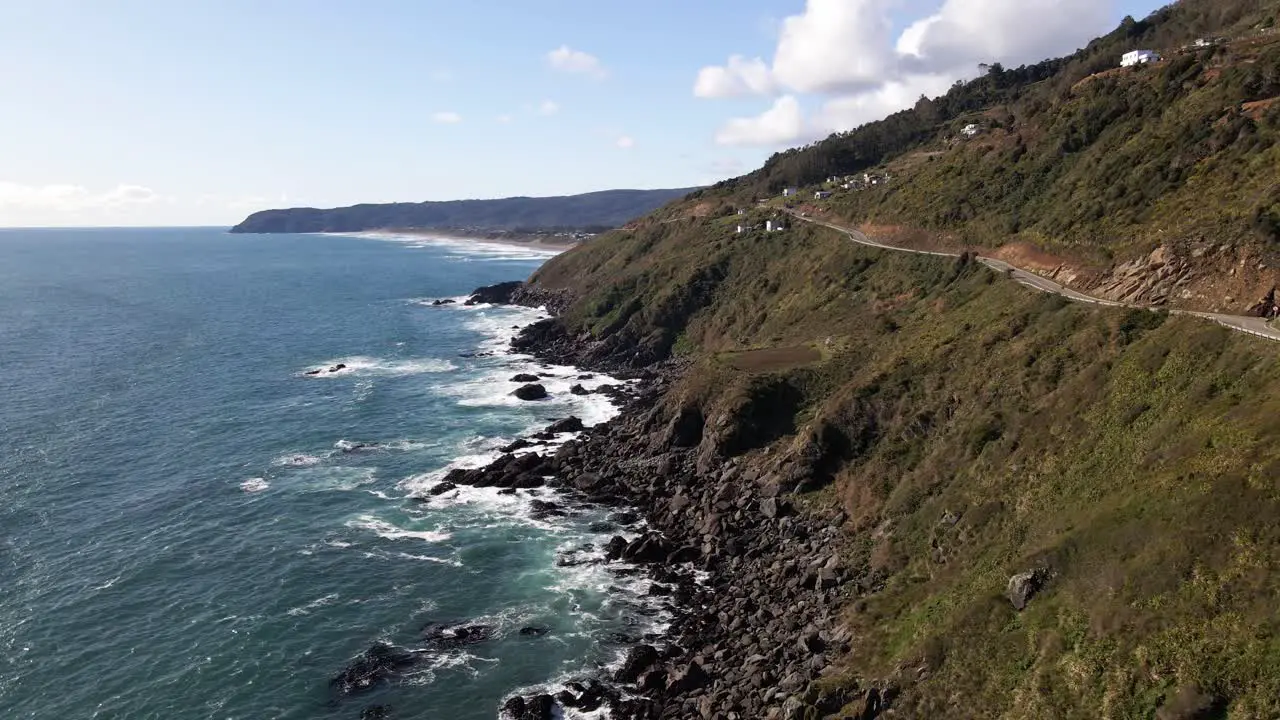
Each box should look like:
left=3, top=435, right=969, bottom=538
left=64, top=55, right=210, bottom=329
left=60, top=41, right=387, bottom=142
left=228, top=188, right=698, bottom=234
left=512, top=202, right=1280, bottom=717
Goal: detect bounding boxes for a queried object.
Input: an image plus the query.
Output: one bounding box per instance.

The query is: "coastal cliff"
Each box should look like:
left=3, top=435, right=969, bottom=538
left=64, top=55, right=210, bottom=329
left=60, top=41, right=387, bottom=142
left=228, top=188, right=697, bottom=235
left=465, top=198, right=1280, bottom=718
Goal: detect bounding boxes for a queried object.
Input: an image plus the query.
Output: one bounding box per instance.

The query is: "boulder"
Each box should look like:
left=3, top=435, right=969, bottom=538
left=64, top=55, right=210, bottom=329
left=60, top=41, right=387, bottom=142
left=431, top=298, right=456, bottom=306
left=513, top=384, right=549, bottom=401
left=427, top=481, right=456, bottom=496
left=511, top=373, right=540, bottom=383
left=304, top=369, right=321, bottom=376
left=570, top=384, right=591, bottom=396
left=1007, top=570, right=1043, bottom=611
left=604, top=535, right=628, bottom=561
left=330, top=363, right=347, bottom=372
left=667, top=661, right=710, bottom=693
left=621, top=533, right=670, bottom=563
left=545, top=417, right=585, bottom=434
left=614, top=644, right=660, bottom=683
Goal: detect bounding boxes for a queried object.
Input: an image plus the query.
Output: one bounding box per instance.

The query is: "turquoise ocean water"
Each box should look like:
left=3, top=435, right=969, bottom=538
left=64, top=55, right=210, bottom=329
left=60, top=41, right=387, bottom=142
left=0, top=228, right=655, bottom=719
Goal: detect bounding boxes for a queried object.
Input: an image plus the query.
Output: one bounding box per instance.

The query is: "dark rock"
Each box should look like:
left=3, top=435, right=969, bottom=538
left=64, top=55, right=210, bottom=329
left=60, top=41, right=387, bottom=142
left=330, top=643, right=420, bottom=696
left=511, top=373, right=540, bottom=383
left=609, top=512, right=640, bottom=526
left=637, top=668, right=668, bottom=693
left=501, top=696, right=526, bottom=718
left=529, top=499, right=565, bottom=519
left=667, top=661, right=710, bottom=693
left=422, top=623, right=495, bottom=648
left=1007, top=570, right=1044, bottom=611
left=545, top=416, right=585, bottom=434
left=622, top=533, right=671, bottom=563
left=799, top=630, right=826, bottom=654
left=427, top=481, right=456, bottom=496
left=518, top=626, right=550, bottom=637
left=304, top=369, right=321, bottom=376
left=431, top=298, right=456, bottom=306
left=614, top=644, right=659, bottom=683
left=603, top=631, right=642, bottom=644
left=570, top=384, right=591, bottom=395
left=604, top=535, right=628, bottom=561
left=330, top=363, right=347, bottom=372
left=466, top=281, right=523, bottom=306
left=500, top=438, right=533, bottom=453
left=513, top=384, right=548, bottom=401
left=523, top=694, right=555, bottom=720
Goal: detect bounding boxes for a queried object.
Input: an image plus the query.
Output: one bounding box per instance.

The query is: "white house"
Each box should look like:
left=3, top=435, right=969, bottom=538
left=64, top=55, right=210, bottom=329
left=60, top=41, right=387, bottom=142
left=766, top=220, right=786, bottom=232
left=782, top=187, right=798, bottom=197
left=815, top=191, right=832, bottom=200
left=736, top=224, right=747, bottom=234
left=961, top=123, right=981, bottom=138
left=1121, top=50, right=1160, bottom=67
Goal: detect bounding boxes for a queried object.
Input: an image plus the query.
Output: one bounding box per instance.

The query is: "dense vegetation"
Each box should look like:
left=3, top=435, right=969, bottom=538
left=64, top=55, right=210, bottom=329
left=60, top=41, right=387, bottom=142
left=228, top=188, right=697, bottom=234
left=531, top=205, right=1280, bottom=716
left=697, top=0, right=1280, bottom=264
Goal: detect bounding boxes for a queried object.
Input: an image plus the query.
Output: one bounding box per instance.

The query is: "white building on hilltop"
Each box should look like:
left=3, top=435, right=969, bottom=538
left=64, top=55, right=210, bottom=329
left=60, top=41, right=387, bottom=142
left=961, top=123, right=981, bottom=138
left=1121, top=50, right=1160, bottom=67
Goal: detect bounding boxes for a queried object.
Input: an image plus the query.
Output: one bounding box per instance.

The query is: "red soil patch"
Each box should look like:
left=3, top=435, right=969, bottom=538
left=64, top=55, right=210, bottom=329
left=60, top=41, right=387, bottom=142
left=1243, top=97, right=1280, bottom=120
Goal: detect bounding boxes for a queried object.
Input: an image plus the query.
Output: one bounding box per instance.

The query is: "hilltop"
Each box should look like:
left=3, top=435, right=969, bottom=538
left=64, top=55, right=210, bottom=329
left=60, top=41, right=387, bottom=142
left=228, top=187, right=697, bottom=235
left=472, top=1, right=1280, bottom=717
left=695, top=0, right=1280, bottom=315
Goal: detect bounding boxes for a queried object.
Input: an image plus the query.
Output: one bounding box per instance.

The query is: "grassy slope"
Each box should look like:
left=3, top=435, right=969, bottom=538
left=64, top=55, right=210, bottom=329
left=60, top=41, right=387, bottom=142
left=532, top=212, right=1280, bottom=717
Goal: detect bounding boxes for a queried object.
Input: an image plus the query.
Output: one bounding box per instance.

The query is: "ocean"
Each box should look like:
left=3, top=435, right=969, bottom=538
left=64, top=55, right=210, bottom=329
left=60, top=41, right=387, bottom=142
left=0, top=228, right=656, bottom=719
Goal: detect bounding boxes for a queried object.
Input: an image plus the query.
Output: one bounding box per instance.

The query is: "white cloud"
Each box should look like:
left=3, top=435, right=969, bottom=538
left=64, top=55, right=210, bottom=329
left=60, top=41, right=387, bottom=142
left=547, top=45, right=607, bottom=78
left=538, top=100, right=560, bottom=116
left=772, top=0, right=895, bottom=95
left=496, top=114, right=514, bottom=124
left=432, top=111, right=462, bottom=124
left=0, top=182, right=161, bottom=211
left=693, top=55, right=775, bottom=98
left=697, top=0, right=1112, bottom=147
left=616, top=135, right=635, bottom=149
left=715, top=95, right=807, bottom=147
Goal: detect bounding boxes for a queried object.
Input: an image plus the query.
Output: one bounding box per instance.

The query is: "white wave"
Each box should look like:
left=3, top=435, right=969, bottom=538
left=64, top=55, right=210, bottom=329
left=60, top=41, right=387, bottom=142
left=347, top=515, right=451, bottom=543
left=271, top=453, right=323, bottom=468
left=240, top=478, right=270, bottom=493
left=301, top=355, right=455, bottom=378
left=296, top=466, right=377, bottom=492
left=286, top=593, right=339, bottom=617
left=329, top=231, right=566, bottom=261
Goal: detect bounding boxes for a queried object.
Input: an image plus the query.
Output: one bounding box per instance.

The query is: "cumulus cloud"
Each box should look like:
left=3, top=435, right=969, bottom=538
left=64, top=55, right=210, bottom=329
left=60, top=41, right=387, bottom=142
left=431, top=111, right=462, bottom=124
left=547, top=45, right=607, bottom=78
left=615, top=135, right=635, bottom=149
left=693, top=55, right=775, bottom=98
left=714, top=95, right=807, bottom=147
left=698, top=0, right=1112, bottom=146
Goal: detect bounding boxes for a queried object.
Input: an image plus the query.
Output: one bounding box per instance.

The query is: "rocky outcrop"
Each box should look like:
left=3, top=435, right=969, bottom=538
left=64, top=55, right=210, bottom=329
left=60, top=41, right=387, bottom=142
left=513, top=384, right=548, bottom=401
left=467, top=281, right=524, bottom=306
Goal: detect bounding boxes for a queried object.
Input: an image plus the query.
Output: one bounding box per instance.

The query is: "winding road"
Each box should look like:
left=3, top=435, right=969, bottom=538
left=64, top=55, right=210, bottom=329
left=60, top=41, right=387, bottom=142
left=789, top=211, right=1280, bottom=343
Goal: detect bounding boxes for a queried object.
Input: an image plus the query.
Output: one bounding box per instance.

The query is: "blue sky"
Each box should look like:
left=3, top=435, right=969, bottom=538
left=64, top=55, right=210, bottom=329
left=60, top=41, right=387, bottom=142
left=0, top=0, right=1165, bottom=226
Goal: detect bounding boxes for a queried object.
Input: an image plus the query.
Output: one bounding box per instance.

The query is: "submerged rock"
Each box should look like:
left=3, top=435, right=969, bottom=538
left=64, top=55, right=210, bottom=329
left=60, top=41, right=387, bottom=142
left=510, top=373, right=540, bottom=383
left=330, top=643, right=421, bottom=697
left=421, top=622, right=495, bottom=648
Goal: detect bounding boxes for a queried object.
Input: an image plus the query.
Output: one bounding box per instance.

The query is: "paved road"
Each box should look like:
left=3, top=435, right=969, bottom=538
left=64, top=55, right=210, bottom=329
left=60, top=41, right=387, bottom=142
left=789, top=211, right=1280, bottom=343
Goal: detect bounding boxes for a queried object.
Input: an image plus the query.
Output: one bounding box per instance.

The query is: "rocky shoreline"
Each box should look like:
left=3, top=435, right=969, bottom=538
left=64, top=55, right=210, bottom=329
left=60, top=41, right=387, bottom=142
left=442, top=283, right=883, bottom=720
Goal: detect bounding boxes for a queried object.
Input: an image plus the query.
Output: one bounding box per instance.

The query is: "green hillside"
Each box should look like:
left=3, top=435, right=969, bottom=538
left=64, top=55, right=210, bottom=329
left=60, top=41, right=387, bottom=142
left=695, top=0, right=1280, bottom=286
left=522, top=3, right=1280, bottom=715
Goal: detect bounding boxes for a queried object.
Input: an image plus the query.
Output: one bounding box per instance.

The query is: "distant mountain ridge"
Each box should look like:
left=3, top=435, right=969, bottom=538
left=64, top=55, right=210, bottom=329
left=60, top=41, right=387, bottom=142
left=228, top=188, right=698, bottom=234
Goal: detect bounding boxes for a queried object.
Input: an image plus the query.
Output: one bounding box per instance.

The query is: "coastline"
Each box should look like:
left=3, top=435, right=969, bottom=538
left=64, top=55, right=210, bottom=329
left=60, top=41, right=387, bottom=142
left=362, top=228, right=583, bottom=252
left=448, top=283, right=864, bottom=720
